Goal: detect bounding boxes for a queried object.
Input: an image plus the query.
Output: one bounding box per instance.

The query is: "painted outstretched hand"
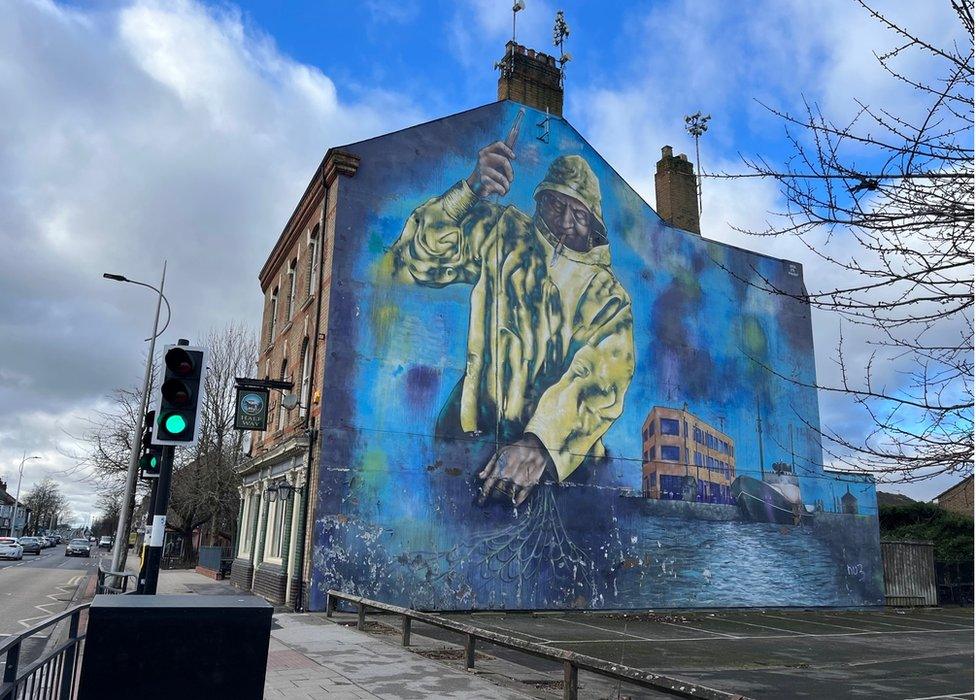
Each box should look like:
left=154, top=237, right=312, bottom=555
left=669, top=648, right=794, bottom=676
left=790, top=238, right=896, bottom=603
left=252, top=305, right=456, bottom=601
left=477, top=434, right=553, bottom=507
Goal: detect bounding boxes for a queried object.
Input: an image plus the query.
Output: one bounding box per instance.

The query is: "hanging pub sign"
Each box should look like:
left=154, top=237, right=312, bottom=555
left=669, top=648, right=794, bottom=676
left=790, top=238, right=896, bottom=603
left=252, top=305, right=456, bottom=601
left=234, top=387, right=270, bottom=430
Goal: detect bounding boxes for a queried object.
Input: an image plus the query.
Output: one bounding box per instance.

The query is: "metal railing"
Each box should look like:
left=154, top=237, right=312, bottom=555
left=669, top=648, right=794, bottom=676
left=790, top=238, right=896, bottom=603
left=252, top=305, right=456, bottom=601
left=326, top=590, right=747, bottom=700
left=0, top=604, right=89, bottom=700
left=95, top=564, right=137, bottom=595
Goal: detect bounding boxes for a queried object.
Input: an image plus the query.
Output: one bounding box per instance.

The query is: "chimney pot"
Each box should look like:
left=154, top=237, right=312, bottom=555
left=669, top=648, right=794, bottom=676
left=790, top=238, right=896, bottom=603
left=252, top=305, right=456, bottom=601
left=661, top=145, right=673, bottom=158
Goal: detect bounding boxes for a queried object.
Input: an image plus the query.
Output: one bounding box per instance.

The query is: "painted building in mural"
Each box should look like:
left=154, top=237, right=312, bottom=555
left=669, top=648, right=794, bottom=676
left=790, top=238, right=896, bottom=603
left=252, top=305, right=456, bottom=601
left=641, top=406, right=736, bottom=504
left=232, top=41, right=884, bottom=612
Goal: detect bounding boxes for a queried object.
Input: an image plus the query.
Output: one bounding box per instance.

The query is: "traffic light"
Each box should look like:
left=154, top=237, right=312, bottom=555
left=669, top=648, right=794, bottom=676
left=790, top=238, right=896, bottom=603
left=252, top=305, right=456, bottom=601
left=139, top=410, right=162, bottom=479
left=152, top=344, right=207, bottom=446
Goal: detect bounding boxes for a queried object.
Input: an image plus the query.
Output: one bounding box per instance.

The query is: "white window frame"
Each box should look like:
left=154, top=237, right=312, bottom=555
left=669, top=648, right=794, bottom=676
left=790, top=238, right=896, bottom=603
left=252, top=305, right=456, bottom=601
left=278, top=359, right=289, bottom=431
left=286, top=259, right=297, bottom=320
left=308, top=226, right=320, bottom=299
left=238, top=493, right=257, bottom=557
left=299, top=339, right=311, bottom=419
left=265, top=493, right=287, bottom=564
left=268, top=288, right=278, bottom=343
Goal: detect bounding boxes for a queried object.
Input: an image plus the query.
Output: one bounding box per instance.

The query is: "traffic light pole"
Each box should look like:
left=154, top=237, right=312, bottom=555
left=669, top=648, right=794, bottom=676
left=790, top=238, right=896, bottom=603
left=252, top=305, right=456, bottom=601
left=136, top=477, right=159, bottom=594
left=109, top=262, right=167, bottom=584
left=142, top=445, right=175, bottom=595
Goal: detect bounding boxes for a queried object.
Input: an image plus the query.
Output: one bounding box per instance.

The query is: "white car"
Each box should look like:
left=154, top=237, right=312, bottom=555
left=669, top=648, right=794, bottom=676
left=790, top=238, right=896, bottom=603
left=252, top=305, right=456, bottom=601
left=0, top=537, right=24, bottom=560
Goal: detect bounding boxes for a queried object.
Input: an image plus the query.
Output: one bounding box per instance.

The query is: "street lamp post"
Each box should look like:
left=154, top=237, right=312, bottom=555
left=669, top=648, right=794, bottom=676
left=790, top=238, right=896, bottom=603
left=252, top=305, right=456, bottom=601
left=10, top=453, right=40, bottom=538
left=103, top=263, right=170, bottom=582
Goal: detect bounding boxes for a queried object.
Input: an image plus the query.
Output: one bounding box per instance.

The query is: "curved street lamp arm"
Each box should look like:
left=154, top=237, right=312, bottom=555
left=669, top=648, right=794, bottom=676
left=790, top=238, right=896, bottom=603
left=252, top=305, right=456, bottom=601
left=109, top=278, right=171, bottom=341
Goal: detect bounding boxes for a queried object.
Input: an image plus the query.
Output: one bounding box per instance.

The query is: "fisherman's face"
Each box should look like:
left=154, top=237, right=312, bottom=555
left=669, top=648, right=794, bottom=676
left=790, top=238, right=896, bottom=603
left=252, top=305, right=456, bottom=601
left=537, top=190, right=593, bottom=252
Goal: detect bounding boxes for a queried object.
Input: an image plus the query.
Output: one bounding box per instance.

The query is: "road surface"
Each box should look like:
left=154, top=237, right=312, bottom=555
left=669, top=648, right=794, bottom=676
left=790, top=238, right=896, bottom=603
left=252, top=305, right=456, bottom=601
left=0, top=545, right=109, bottom=665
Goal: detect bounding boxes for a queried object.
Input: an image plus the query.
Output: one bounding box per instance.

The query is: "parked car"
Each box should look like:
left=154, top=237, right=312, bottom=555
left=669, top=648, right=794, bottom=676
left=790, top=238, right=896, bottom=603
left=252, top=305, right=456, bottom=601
left=97, top=536, right=113, bottom=550
left=65, top=538, right=92, bottom=558
left=18, top=537, right=41, bottom=554
left=0, top=537, right=24, bottom=560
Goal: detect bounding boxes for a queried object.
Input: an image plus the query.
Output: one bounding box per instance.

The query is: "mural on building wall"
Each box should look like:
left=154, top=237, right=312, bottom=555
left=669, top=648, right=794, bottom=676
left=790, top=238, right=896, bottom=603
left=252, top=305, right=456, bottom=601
left=310, top=101, right=884, bottom=611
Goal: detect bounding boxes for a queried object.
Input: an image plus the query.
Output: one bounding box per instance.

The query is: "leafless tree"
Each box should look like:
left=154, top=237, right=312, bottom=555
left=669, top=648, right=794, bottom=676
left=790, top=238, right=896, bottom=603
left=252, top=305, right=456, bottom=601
left=90, top=490, right=122, bottom=537
left=23, top=478, right=70, bottom=534
left=66, top=383, right=150, bottom=488
left=712, top=0, right=973, bottom=483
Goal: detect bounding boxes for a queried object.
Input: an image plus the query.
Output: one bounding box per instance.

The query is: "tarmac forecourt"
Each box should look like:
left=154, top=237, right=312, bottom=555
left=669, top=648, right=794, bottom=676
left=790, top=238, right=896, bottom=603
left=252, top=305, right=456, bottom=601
left=404, top=607, right=974, bottom=699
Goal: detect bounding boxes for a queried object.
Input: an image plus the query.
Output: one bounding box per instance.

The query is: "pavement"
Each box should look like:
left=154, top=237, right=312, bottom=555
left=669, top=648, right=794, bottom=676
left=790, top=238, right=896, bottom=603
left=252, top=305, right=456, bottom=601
left=147, top=569, right=532, bottom=699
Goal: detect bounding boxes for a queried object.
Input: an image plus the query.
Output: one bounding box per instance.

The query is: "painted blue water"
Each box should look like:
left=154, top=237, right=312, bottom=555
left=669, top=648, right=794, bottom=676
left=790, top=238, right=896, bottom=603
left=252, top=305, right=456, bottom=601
left=312, top=475, right=884, bottom=611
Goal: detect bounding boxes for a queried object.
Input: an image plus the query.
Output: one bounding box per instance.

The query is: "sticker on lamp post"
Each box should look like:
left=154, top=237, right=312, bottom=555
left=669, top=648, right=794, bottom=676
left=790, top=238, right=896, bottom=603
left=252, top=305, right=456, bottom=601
left=234, top=388, right=270, bottom=430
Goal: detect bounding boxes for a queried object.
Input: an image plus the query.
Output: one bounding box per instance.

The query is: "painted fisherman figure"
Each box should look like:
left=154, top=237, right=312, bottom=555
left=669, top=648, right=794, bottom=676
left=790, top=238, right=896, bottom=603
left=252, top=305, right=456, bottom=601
left=391, top=136, right=635, bottom=508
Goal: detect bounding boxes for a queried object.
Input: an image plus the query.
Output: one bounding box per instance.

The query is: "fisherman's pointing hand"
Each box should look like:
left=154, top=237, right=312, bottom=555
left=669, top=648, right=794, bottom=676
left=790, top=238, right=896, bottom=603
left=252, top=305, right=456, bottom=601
left=466, top=141, right=516, bottom=198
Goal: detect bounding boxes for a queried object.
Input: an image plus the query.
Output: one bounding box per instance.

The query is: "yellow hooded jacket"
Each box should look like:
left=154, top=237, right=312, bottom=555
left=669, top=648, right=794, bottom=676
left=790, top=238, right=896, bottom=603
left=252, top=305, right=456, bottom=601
left=390, top=159, right=635, bottom=481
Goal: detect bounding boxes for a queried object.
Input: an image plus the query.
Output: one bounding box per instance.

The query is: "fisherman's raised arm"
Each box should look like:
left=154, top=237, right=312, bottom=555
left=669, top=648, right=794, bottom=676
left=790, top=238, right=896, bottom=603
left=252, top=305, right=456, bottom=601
left=389, top=139, right=515, bottom=287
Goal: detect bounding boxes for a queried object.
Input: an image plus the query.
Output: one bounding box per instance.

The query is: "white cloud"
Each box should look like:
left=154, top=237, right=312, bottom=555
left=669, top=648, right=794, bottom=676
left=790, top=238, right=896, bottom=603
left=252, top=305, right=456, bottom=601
left=0, top=0, right=424, bottom=518
left=448, top=0, right=556, bottom=69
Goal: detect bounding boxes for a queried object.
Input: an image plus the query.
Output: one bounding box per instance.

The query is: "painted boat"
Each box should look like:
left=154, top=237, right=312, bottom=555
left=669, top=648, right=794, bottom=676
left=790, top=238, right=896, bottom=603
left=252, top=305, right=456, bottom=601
left=731, top=470, right=804, bottom=525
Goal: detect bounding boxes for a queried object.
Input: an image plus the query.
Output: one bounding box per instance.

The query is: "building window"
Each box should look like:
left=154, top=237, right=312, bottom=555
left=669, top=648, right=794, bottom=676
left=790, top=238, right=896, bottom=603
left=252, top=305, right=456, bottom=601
left=239, top=498, right=249, bottom=555
left=239, top=493, right=258, bottom=556
left=268, top=288, right=278, bottom=343
left=268, top=491, right=287, bottom=560
left=286, top=259, right=297, bottom=320
left=660, top=475, right=684, bottom=501
left=308, top=225, right=320, bottom=299
left=660, top=445, right=681, bottom=462
left=299, top=338, right=311, bottom=419
left=278, top=359, right=289, bottom=431
left=660, top=418, right=680, bottom=436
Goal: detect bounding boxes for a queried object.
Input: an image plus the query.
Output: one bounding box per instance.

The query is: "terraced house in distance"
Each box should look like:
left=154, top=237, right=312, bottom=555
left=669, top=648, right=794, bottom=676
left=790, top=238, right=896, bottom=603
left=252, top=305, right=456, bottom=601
left=230, top=150, right=358, bottom=608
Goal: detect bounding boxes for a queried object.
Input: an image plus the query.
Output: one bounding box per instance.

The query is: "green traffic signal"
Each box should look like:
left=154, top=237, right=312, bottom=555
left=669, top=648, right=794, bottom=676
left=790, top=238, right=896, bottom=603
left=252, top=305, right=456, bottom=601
left=139, top=449, right=161, bottom=476
left=153, top=344, right=205, bottom=445
left=163, top=413, right=188, bottom=435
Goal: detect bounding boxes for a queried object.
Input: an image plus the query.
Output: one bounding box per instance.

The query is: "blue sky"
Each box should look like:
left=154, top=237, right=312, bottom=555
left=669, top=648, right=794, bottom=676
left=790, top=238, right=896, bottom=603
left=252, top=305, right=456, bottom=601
left=1, top=0, right=969, bottom=518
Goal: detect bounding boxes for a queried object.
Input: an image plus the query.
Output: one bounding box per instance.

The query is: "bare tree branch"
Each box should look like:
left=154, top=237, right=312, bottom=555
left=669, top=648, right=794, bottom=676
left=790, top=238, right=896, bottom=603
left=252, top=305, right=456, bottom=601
left=712, top=0, right=973, bottom=483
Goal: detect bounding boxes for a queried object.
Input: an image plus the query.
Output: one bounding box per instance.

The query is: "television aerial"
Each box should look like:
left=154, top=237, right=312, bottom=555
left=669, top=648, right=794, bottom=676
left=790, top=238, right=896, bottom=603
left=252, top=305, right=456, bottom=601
left=512, top=0, right=525, bottom=43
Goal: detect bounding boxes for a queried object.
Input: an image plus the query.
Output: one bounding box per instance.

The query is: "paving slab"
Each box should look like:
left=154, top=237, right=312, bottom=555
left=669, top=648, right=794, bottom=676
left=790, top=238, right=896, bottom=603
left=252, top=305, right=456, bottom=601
left=269, top=614, right=532, bottom=699
left=145, top=571, right=531, bottom=698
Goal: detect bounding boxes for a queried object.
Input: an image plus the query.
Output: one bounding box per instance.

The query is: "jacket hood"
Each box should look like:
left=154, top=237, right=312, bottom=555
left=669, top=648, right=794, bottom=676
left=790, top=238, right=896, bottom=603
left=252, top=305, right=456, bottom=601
left=533, top=155, right=607, bottom=240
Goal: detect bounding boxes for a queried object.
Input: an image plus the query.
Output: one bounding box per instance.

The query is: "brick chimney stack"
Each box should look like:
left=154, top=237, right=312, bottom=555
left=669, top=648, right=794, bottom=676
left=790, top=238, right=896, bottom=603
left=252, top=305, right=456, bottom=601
left=655, top=145, right=701, bottom=235
left=497, top=41, right=563, bottom=117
